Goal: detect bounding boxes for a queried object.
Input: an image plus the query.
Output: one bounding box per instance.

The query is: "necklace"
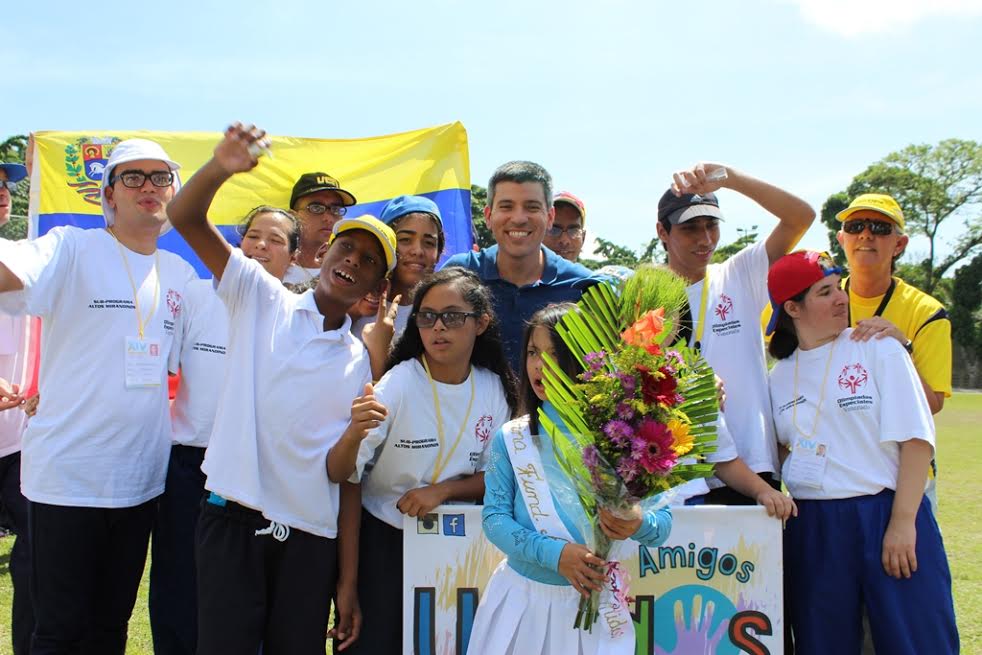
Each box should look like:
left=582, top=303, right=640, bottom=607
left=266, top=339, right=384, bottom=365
left=422, top=355, right=476, bottom=485
left=107, top=228, right=160, bottom=339
left=791, top=336, right=837, bottom=439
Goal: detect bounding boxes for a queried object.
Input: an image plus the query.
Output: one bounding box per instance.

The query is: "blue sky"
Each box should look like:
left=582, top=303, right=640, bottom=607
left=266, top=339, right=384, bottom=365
left=5, top=0, right=981, bottom=268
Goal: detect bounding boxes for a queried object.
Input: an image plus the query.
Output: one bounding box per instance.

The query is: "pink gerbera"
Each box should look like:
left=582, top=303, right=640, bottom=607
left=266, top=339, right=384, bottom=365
left=635, top=418, right=677, bottom=474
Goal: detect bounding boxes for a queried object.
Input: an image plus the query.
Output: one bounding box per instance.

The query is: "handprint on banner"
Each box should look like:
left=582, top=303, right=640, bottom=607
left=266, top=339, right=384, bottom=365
left=653, top=586, right=737, bottom=655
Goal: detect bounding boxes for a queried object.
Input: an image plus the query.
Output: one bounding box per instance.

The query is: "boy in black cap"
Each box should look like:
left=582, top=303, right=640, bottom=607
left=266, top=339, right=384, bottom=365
left=284, top=172, right=357, bottom=285
left=657, top=162, right=814, bottom=506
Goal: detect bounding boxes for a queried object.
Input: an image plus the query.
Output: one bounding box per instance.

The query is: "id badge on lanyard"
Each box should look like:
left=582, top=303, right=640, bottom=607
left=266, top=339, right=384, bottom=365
left=788, top=438, right=829, bottom=489
left=124, top=336, right=163, bottom=388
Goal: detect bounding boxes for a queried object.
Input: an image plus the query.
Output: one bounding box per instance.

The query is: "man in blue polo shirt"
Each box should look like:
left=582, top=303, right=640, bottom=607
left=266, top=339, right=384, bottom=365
left=442, top=161, right=595, bottom=373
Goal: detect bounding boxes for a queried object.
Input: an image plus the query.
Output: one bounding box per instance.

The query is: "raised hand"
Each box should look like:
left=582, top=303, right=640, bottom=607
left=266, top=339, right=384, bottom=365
left=671, top=162, right=729, bottom=197
left=348, top=383, right=387, bottom=440
left=361, top=288, right=402, bottom=361
left=213, top=122, right=270, bottom=175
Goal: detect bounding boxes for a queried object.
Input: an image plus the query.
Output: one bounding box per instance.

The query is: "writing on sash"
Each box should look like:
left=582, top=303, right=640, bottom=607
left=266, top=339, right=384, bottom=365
left=515, top=462, right=550, bottom=520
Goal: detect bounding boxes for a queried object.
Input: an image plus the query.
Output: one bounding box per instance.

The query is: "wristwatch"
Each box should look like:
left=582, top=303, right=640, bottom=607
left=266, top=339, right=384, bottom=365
left=903, top=339, right=914, bottom=355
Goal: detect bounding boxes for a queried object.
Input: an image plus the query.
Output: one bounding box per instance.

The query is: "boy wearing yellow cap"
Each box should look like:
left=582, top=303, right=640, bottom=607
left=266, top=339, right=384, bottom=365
left=167, top=123, right=395, bottom=655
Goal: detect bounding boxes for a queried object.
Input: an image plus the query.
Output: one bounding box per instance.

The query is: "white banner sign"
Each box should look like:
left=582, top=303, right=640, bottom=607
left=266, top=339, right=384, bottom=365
left=404, top=505, right=783, bottom=655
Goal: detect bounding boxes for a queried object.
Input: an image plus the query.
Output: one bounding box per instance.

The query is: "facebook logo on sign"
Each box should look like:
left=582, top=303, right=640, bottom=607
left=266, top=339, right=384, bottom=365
left=442, top=514, right=465, bottom=537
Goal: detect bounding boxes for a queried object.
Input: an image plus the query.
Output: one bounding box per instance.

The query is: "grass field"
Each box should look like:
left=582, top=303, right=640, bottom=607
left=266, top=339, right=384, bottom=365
left=0, top=392, right=979, bottom=654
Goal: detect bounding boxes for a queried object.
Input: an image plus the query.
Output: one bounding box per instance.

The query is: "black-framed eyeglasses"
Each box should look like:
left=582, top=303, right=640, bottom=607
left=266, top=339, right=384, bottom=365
left=301, top=202, right=347, bottom=217
left=0, top=181, right=17, bottom=191
left=414, top=310, right=480, bottom=329
left=546, top=225, right=584, bottom=239
left=111, top=170, right=175, bottom=188
left=842, top=219, right=895, bottom=236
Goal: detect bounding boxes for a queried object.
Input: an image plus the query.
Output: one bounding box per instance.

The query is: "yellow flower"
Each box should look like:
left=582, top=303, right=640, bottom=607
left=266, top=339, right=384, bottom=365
left=668, top=419, right=693, bottom=456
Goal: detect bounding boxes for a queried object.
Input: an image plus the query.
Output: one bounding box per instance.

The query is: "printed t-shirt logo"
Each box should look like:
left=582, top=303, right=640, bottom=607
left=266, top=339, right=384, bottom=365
left=836, top=362, right=873, bottom=412
left=64, top=137, right=121, bottom=206
left=837, top=363, right=868, bottom=394
left=475, top=414, right=494, bottom=443
left=710, top=292, right=741, bottom=337
left=714, top=294, right=734, bottom=321
left=166, top=289, right=183, bottom=319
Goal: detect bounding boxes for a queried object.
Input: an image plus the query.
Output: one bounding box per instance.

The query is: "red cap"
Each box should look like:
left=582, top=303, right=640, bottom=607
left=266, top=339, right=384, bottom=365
left=765, top=250, right=842, bottom=335
left=554, top=191, right=586, bottom=224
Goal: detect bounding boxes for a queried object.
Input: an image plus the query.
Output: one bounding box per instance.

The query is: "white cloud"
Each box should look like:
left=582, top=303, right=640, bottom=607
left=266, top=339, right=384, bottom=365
left=786, top=0, right=982, bottom=36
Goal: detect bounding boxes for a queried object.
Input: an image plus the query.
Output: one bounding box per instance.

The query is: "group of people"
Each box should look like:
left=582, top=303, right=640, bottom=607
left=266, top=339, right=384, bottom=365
left=0, top=122, right=960, bottom=655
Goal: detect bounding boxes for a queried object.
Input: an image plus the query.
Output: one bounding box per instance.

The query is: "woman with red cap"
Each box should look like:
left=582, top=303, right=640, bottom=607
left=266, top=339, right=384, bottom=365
left=765, top=250, right=958, bottom=655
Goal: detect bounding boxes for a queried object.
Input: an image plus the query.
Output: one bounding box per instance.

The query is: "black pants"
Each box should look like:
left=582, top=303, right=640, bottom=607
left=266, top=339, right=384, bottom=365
left=344, top=510, right=403, bottom=655
left=28, top=498, right=156, bottom=655
left=703, top=471, right=781, bottom=505
left=0, top=451, right=33, bottom=655
left=149, top=445, right=206, bottom=655
left=195, top=498, right=338, bottom=655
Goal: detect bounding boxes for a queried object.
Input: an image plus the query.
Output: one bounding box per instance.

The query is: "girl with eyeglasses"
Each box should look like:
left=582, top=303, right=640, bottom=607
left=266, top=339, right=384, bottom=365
left=765, top=250, right=958, bottom=655
left=327, top=266, right=518, bottom=655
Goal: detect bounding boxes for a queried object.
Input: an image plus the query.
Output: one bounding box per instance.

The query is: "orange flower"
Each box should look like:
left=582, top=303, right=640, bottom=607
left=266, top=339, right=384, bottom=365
left=621, top=308, right=666, bottom=349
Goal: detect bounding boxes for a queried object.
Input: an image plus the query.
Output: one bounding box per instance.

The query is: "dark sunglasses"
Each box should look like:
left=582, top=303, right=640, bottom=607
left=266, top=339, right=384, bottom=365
left=842, top=219, right=895, bottom=236
left=414, top=310, right=480, bottom=329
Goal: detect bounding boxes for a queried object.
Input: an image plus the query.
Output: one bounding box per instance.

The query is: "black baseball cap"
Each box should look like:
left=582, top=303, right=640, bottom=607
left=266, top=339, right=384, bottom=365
left=290, top=172, right=357, bottom=209
left=657, top=189, right=724, bottom=225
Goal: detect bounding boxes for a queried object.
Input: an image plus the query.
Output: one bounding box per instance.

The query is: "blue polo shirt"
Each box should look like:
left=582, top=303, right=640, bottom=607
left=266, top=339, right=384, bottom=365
left=442, top=245, right=598, bottom=374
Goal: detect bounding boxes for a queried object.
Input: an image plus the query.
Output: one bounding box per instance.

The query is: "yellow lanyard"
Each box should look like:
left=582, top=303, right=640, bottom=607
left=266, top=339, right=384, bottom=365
left=692, top=269, right=710, bottom=349
left=422, top=355, right=475, bottom=485
left=791, top=337, right=837, bottom=438
left=107, top=228, right=160, bottom=340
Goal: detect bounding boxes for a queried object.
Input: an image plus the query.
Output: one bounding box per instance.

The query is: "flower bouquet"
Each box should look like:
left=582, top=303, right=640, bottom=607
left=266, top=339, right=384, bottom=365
left=538, top=265, right=719, bottom=632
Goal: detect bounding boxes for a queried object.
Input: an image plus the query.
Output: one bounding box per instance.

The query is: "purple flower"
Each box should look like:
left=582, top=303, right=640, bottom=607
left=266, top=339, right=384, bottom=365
left=618, top=373, right=637, bottom=395
left=583, top=445, right=600, bottom=470
left=616, top=456, right=641, bottom=483
left=584, top=350, right=607, bottom=372
left=603, top=419, right=634, bottom=447
left=616, top=402, right=635, bottom=420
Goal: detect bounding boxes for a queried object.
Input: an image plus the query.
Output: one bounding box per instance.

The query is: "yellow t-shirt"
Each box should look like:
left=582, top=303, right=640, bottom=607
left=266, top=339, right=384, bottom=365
left=846, top=276, right=952, bottom=397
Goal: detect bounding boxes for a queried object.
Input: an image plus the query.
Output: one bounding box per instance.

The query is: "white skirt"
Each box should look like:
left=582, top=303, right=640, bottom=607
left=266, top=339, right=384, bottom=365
left=467, top=561, right=634, bottom=655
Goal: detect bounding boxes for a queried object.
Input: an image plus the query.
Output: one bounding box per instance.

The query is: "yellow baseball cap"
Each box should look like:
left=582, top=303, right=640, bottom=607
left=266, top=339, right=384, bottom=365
left=330, top=215, right=397, bottom=273
left=836, top=193, right=905, bottom=231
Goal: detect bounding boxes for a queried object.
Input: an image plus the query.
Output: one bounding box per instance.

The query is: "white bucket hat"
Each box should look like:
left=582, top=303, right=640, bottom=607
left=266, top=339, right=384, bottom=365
left=100, top=138, right=181, bottom=235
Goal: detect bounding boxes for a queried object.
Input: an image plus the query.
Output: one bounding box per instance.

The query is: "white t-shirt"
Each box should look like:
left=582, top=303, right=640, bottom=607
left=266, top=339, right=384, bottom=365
left=283, top=263, right=320, bottom=286
left=0, top=313, right=30, bottom=458
left=168, top=279, right=228, bottom=448
left=0, top=226, right=196, bottom=507
left=769, top=329, right=935, bottom=500
left=351, top=303, right=412, bottom=342
left=671, top=415, right=739, bottom=505
left=685, top=241, right=777, bottom=475
left=202, top=249, right=371, bottom=538
left=352, top=358, right=511, bottom=529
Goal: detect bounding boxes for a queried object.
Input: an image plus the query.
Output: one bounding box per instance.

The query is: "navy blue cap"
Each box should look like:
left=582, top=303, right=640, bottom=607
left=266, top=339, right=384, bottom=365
left=379, top=195, right=442, bottom=227
left=0, top=163, right=28, bottom=183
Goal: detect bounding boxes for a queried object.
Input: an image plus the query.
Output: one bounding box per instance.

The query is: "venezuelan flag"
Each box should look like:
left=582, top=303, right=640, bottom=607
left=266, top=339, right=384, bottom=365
left=30, top=123, right=471, bottom=276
